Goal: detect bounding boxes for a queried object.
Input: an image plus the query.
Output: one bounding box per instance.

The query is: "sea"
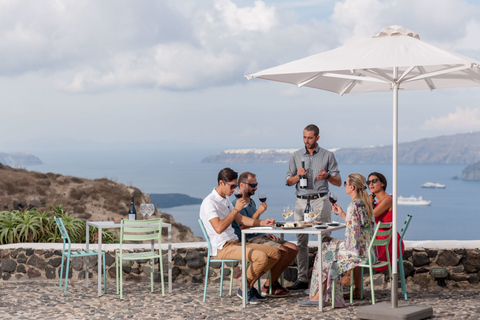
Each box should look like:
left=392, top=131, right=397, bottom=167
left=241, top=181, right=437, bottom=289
left=25, top=148, right=480, bottom=242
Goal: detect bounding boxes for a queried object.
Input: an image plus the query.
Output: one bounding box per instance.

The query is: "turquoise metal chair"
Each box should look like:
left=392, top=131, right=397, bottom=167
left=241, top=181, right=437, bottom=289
left=116, top=218, right=165, bottom=299
left=198, top=219, right=239, bottom=302
left=398, top=214, right=412, bottom=300
left=198, top=219, right=272, bottom=302
left=54, top=216, right=107, bottom=295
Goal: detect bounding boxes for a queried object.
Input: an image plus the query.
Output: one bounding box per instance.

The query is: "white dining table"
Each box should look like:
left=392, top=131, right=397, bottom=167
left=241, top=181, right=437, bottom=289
left=241, top=223, right=346, bottom=311
left=85, top=220, right=172, bottom=296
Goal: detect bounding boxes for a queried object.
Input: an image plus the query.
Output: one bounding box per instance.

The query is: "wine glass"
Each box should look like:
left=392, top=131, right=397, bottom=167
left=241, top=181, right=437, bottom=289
left=310, top=205, right=320, bottom=222
left=282, top=207, right=289, bottom=222
left=286, top=205, right=294, bottom=222
left=139, top=203, right=148, bottom=220
left=328, top=192, right=338, bottom=223
left=234, top=187, right=243, bottom=200
left=258, top=191, right=267, bottom=203
left=146, top=203, right=155, bottom=219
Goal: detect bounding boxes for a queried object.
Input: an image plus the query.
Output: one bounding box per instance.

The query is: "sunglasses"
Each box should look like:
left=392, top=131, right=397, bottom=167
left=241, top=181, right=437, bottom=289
left=242, top=182, right=258, bottom=188
left=225, top=182, right=238, bottom=190
left=343, top=181, right=347, bottom=186
left=367, top=178, right=379, bottom=185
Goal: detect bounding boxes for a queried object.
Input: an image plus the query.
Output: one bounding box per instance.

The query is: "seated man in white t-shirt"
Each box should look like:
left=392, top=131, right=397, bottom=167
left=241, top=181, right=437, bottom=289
left=199, top=167, right=280, bottom=304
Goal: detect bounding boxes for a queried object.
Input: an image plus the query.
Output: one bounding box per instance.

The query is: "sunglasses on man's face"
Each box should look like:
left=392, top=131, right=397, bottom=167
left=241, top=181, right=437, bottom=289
left=225, top=182, right=238, bottom=190
left=367, top=178, right=379, bottom=185
left=243, top=182, right=258, bottom=188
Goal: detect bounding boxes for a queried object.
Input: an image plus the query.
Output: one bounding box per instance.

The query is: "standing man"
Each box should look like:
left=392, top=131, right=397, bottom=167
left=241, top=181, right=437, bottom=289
left=285, top=124, right=341, bottom=290
left=232, top=172, right=298, bottom=297
left=199, top=167, right=280, bottom=304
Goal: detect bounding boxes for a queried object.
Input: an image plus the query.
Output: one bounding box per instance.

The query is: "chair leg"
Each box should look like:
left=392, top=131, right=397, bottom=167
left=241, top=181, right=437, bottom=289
left=64, top=255, right=71, bottom=295
left=150, top=258, right=154, bottom=293
left=368, top=266, right=375, bottom=304
left=203, top=259, right=210, bottom=302
left=399, top=256, right=407, bottom=300
left=116, top=255, right=119, bottom=295
left=59, top=254, right=65, bottom=292
left=220, top=262, right=225, bottom=297
left=159, top=254, right=165, bottom=297
left=332, top=278, right=336, bottom=308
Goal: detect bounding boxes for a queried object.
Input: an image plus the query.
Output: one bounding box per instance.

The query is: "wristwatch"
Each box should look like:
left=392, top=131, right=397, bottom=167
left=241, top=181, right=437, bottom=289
left=326, top=173, right=331, bottom=179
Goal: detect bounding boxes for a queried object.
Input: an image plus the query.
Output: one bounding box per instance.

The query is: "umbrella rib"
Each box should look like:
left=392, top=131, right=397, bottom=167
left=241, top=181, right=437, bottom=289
left=322, top=72, right=386, bottom=83
left=358, top=69, right=393, bottom=82
left=416, top=66, right=436, bottom=90
left=404, top=64, right=472, bottom=83
left=297, top=73, right=324, bottom=87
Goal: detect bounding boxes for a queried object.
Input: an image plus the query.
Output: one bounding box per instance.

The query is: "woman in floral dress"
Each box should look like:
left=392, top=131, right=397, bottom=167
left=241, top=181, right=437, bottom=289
left=299, top=173, right=376, bottom=307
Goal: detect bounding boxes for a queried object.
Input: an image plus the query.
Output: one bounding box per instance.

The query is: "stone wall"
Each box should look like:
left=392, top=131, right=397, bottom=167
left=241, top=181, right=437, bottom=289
left=1, top=246, right=480, bottom=291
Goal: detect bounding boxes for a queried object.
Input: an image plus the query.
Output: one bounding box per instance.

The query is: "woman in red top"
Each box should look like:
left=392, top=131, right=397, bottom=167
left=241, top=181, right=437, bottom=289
left=367, top=172, right=405, bottom=273
left=343, top=172, right=405, bottom=299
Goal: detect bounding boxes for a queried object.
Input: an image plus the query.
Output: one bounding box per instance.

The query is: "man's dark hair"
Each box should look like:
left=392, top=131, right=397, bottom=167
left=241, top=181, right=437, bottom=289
left=238, top=172, right=256, bottom=184
left=218, top=167, right=238, bottom=184
left=368, top=172, right=387, bottom=191
left=304, top=124, right=319, bottom=136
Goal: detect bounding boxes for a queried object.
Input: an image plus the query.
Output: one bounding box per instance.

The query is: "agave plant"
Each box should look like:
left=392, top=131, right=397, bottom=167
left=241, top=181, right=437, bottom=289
left=0, top=211, right=19, bottom=244
left=15, top=210, right=43, bottom=242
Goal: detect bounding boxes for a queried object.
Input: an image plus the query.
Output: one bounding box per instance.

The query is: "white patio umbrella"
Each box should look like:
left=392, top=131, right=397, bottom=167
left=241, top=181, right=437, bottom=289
left=246, top=25, right=480, bottom=318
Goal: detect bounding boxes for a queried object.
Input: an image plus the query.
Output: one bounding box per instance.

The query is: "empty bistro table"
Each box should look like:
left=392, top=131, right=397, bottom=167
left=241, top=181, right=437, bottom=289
left=86, top=220, right=172, bottom=296
left=241, top=223, right=346, bottom=311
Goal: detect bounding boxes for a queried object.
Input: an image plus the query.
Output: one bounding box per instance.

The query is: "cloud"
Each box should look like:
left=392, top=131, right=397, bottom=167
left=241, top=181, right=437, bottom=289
left=421, top=106, right=480, bottom=131
left=1, top=0, right=480, bottom=93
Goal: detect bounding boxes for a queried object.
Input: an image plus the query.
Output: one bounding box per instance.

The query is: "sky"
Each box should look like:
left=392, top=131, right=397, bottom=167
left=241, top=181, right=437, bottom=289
left=1, top=0, right=480, bottom=154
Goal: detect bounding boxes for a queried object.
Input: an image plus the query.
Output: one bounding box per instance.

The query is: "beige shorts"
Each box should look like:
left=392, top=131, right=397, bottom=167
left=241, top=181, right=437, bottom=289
left=247, top=235, right=288, bottom=249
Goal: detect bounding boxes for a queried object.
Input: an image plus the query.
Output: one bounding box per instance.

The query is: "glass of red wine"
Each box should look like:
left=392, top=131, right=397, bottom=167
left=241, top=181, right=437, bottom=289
left=234, top=187, right=243, bottom=199
left=328, top=191, right=338, bottom=223
left=258, top=192, right=267, bottom=203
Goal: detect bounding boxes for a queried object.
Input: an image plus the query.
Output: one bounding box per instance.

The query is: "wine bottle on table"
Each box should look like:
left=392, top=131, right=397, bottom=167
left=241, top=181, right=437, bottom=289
left=303, top=198, right=312, bottom=222
left=128, top=197, right=137, bottom=220
left=299, top=160, right=307, bottom=189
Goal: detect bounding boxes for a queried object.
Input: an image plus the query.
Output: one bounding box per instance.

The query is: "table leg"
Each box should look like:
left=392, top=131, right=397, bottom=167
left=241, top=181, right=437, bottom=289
left=318, top=233, right=323, bottom=312
left=168, top=225, right=172, bottom=293
left=86, top=223, right=89, bottom=288
left=98, top=227, right=103, bottom=296
left=242, top=232, right=247, bottom=308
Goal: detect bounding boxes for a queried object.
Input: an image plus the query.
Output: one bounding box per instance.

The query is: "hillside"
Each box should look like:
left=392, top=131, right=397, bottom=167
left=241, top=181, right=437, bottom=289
left=0, top=164, right=202, bottom=243
left=0, top=152, right=42, bottom=167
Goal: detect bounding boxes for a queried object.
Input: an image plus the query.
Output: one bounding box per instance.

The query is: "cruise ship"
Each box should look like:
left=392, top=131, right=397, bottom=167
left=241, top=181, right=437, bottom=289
left=397, top=195, right=431, bottom=206
left=421, top=182, right=446, bottom=189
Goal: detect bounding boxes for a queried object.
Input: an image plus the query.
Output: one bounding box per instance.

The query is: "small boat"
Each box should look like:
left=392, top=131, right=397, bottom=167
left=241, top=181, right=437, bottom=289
left=421, top=182, right=446, bottom=189
left=398, top=195, right=431, bottom=206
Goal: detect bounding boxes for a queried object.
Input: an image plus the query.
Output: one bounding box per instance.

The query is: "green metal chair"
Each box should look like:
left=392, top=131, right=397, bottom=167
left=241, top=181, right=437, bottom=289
left=116, top=218, right=165, bottom=299
left=54, top=216, right=107, bottom=295
left=398, top=214, right=412, bottom=300
left=343, top=222, right=393, bottom=305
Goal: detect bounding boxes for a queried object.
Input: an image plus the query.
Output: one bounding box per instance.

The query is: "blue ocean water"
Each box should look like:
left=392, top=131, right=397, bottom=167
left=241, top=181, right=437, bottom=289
left=26, top=149, right=480, bottom=241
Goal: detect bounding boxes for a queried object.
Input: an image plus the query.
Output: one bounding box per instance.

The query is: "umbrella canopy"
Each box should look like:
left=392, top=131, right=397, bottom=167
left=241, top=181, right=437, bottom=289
left=246, top=25, right=480, bottom=310
left=247, top=25, right=480, bottom=95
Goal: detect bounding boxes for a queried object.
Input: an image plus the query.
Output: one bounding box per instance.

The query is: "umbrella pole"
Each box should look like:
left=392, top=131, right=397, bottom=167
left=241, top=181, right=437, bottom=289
left=391, top=70, right=399, bottom=309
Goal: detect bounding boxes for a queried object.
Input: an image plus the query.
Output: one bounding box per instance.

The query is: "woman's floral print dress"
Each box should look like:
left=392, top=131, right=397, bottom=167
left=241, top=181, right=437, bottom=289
left=309, top=199, right=376, bottom=307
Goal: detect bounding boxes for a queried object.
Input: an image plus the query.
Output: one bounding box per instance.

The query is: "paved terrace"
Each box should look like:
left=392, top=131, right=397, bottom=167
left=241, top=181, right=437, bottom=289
left=2, top=241, right=480, bottom=319
left=1, top=278, right=479, bottom=319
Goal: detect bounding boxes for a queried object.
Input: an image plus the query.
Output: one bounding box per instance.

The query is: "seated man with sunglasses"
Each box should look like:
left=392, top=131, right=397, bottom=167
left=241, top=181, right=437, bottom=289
left=200, top=167, right=280, bottom=304
left=231, top=172, right=298, bottom=297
